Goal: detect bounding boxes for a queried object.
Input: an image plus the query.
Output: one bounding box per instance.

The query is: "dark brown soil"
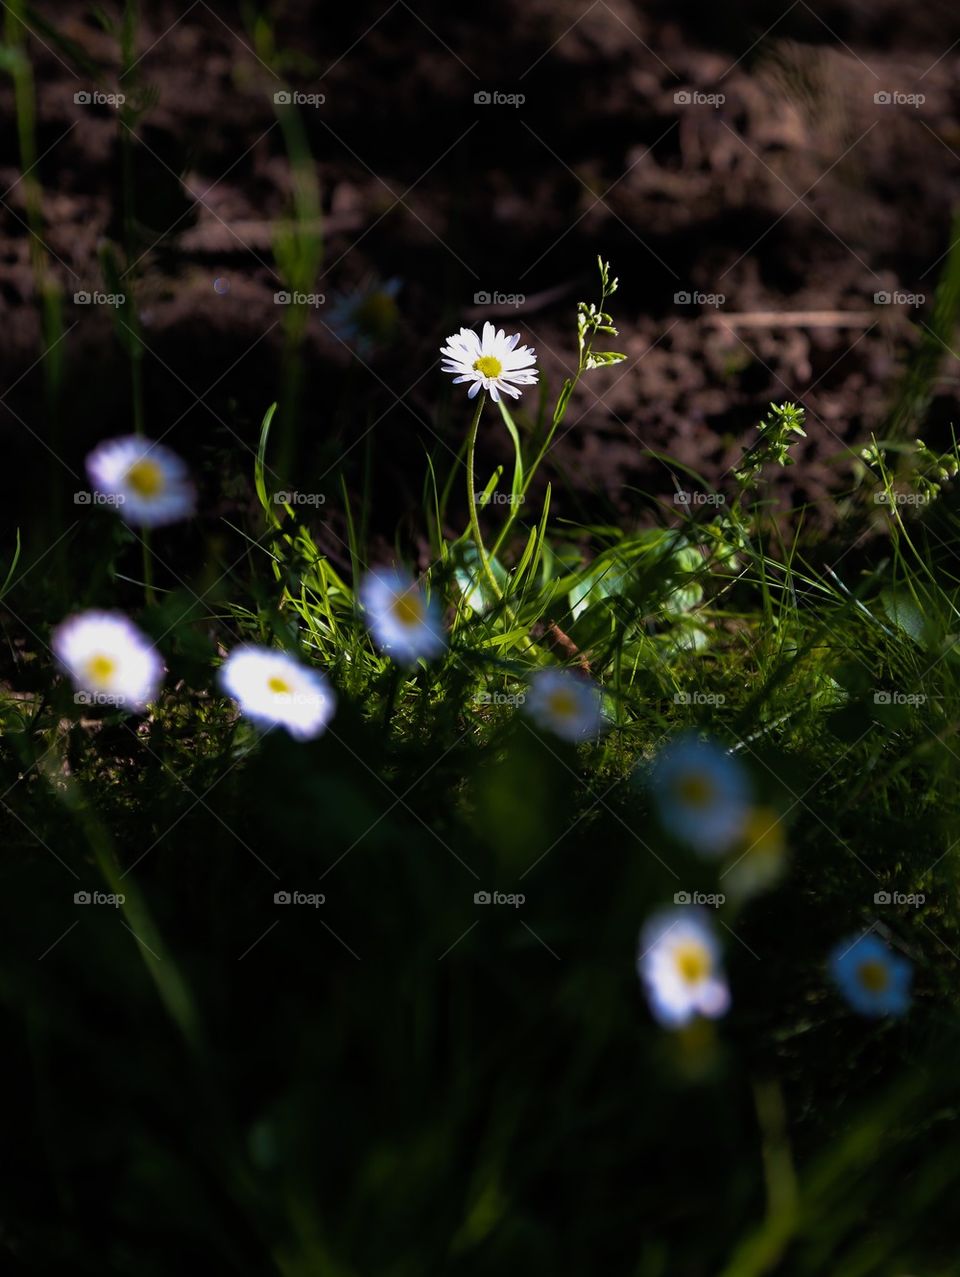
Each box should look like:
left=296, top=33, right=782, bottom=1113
left=3, top=0, right=960, bottom=559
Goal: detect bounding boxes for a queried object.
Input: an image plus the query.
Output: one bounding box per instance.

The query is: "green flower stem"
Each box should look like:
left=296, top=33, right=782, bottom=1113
left=465, top=392, right=540, bottom=656
left=465, top=392, right=507, bottom=606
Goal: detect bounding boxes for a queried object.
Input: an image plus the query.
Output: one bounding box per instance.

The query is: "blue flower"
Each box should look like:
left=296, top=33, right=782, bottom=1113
left=651, top=733, right=752, bottom=856
left=830, top=932, right=912, bottom=1018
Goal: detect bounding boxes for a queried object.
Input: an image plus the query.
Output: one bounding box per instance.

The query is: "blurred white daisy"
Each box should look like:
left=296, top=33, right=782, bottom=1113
left=86, top=436, right=195, bottom=526
left=524, top=669, right=604, bottom=743
left=651, top=733, right=752, bottom=856
left=52, top=610, right=162, bottom=711
left=637, top=906, right=731, bottom=1029
left=327, top=277, right=401, bottom=353
left=440, top=322, right=538, bottom=403
left=360, top=569, right=446, bottom=666
left=219, top=647, right=335, bottom=741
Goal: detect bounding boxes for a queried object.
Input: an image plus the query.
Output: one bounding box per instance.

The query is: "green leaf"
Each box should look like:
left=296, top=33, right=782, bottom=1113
left=496, top=399, right=525, bottom=505
left=255, top=403, right=280, bottom=526
left=881, top=589, right=935, bottom=649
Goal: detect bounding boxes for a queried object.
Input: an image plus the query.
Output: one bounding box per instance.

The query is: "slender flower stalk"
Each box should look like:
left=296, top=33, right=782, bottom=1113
left=464, top=391, right=506, bottom=607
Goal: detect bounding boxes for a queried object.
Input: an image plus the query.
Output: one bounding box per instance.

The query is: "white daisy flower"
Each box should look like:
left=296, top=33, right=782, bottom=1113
left=52, top=610, right=163, bottom=711
left=523, top=669, right=604, bottom=743
left=440, top=322, right=538, bottom=403
left=359, top=568, right=446, bottom=666
left=86, top=435, right=196, bottom=526
left=651, top=734, right=752, bottom=856
left=637, top=906, right=731, bottom=1029
left=219, top=647, right=336, bottom=742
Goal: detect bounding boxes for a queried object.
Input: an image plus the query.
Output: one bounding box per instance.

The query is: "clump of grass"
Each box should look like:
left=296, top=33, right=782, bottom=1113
left=4, top=256, right=960, bottom=1275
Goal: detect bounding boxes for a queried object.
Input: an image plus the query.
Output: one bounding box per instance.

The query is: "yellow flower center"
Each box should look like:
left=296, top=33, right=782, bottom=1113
left=547, top=689, right=578, bottom=720
left=676, top=772, right=715, bottom=809
left=85, top=653, right=117, bottom=686
left=267, top=675, right=292, bottom=695
left=674, top=941, right=710, bottom=984
left=473, top=355, right=503, bottom=378
left=857, top=959, right=890, bottom=993
left=391, top=591, right=424, bottom=627
left=125, top=458, right=165, bottom=498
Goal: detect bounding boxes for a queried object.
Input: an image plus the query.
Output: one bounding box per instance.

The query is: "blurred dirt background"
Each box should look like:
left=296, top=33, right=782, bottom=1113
left=2, top=0, right=960, bottom=556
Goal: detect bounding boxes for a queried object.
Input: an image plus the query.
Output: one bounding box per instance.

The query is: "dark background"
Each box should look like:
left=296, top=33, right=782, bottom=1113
left=3, top=0, right=960, bottom=562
